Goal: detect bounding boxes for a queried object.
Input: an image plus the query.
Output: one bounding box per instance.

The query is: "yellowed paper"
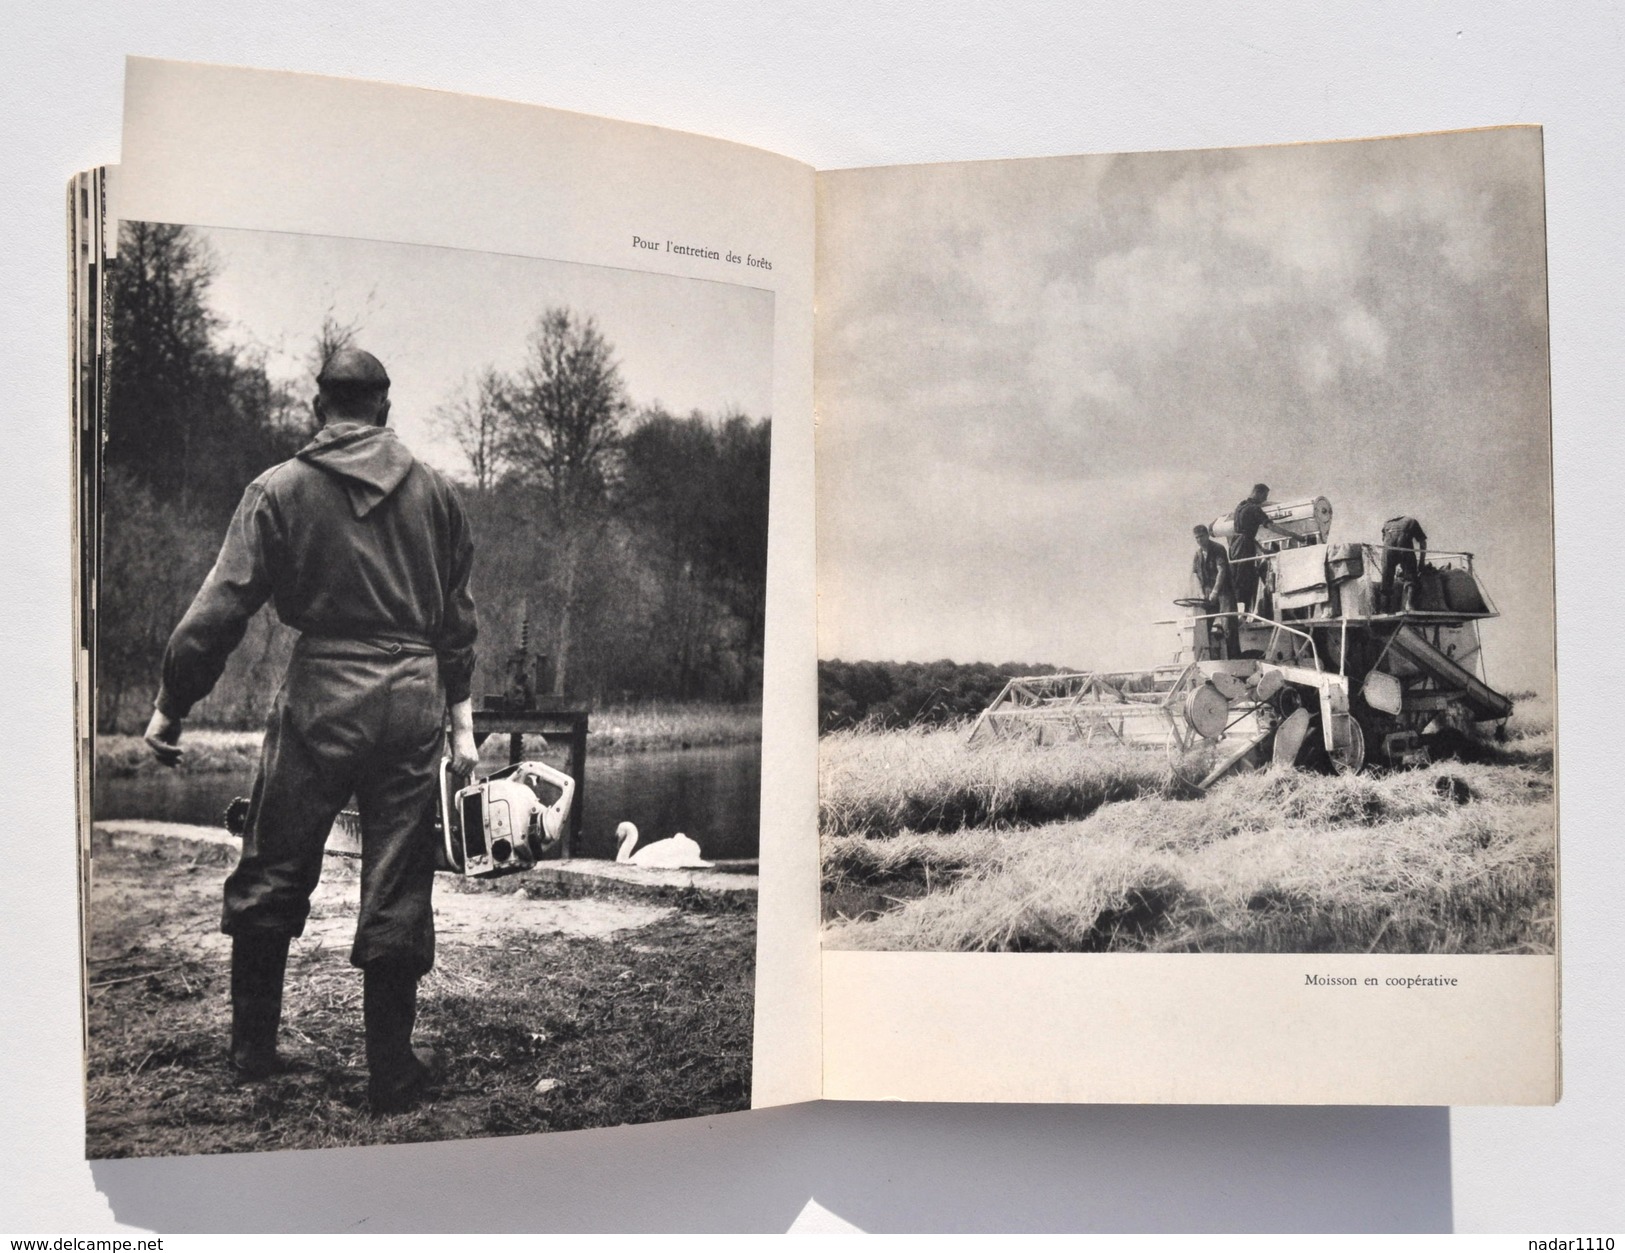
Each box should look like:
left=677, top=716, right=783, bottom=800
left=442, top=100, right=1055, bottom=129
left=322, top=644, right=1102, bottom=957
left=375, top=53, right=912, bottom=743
left=823, top=954, right=1557, bottom=1105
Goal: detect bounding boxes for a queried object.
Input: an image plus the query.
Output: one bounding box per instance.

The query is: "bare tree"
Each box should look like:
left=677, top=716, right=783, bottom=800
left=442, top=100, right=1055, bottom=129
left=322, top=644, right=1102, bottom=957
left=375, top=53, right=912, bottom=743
left=433, top=367, right=508, bottom=493
left=308, top=310, right=364, bottom=384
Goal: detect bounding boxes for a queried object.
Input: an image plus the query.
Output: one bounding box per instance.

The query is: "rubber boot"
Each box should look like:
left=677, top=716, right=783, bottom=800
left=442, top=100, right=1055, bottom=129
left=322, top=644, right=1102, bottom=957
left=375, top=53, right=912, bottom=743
left=364, top=960, right=441, bottom=1115
left=229, top=934, right=291, bottom=1081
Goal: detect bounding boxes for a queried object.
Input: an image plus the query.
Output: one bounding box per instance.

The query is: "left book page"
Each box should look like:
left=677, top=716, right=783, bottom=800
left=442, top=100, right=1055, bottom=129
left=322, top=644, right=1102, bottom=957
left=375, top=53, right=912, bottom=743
left=74, top=57, right=820, bottom=1158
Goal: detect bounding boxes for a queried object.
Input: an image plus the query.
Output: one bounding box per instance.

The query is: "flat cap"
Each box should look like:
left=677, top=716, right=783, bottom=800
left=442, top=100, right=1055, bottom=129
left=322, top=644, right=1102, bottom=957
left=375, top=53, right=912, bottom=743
left=316, top=347, right=391, bottom=392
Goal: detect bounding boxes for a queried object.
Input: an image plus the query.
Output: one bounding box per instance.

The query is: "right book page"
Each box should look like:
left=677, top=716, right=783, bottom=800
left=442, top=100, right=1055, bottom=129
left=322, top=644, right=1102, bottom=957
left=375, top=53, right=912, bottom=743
left=813, top=128, right=1558, bottom=1105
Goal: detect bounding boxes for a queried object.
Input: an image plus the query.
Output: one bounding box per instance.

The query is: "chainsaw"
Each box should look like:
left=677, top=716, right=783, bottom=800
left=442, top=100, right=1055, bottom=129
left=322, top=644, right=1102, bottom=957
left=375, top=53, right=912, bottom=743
left=222, top=757, right=577, bottom=879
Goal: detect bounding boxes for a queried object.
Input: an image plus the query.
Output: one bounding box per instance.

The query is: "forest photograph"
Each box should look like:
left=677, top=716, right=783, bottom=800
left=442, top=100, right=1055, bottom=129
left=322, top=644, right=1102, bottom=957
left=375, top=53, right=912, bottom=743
left=96, top=221, right=774, bottom=733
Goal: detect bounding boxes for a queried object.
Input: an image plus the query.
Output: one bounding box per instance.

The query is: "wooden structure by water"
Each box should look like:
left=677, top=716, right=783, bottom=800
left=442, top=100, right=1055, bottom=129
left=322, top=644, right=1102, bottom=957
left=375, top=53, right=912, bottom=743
left=472, top=701, right=590, bottom=855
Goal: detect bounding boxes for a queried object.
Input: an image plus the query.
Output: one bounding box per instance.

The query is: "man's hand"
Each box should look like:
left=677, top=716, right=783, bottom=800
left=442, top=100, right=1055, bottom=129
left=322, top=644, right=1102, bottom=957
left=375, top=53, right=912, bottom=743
left=143, top=707, right=184, bottom=768
left=448, top=698, right=479, bottom=778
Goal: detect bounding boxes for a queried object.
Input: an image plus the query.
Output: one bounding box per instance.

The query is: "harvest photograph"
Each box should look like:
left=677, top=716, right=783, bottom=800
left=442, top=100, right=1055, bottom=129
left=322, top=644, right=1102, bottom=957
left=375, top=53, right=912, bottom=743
left=85, top=222, right=772, bottom=1156
left=815, top=128, right=1555, bottom=954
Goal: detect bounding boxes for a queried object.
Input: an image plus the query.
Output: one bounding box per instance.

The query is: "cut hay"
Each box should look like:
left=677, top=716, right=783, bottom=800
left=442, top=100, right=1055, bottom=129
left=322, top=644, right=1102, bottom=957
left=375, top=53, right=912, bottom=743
left=824, top=760, right=1555, bottom=954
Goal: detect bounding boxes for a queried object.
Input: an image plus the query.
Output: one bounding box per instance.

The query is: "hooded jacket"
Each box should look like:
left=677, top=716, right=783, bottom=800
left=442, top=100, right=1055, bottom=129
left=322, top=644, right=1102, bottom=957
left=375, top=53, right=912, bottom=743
left=157, top=421, right=478, bottom=717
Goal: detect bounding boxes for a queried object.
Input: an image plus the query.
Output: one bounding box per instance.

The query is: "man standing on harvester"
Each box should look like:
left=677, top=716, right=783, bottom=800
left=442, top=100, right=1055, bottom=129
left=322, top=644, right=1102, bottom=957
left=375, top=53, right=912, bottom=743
left=1380, top=514, right=1429, bottom=612
left=143, top=348, right=480, bottom=1115
left=1191, top=524, right=1239, bottom=659
left=1228, top=483, right=1296, bottom=615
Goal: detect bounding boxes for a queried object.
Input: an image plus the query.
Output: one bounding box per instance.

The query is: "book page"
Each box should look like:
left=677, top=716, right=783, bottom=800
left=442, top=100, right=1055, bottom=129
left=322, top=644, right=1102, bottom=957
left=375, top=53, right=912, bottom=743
left=80, top=57, right=820, bottom=1157
left=814, top=129, right=1558, bottom=1104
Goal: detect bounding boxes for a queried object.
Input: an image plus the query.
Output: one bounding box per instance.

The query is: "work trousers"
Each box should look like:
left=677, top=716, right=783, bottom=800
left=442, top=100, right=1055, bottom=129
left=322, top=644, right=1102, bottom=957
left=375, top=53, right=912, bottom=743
left=1230, top=538, right=1260, bottom=612
left=1380, top=548, right=1419, bottom=613
left=1204, top=591, right=1240, bottom=659
left=222, top=638, right=445, bottom=977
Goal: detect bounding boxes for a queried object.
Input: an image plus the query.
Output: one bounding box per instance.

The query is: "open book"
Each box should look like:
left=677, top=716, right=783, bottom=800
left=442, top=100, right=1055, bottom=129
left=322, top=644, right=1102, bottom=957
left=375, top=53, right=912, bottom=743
left=72, top=58, right=1557, bottom=1158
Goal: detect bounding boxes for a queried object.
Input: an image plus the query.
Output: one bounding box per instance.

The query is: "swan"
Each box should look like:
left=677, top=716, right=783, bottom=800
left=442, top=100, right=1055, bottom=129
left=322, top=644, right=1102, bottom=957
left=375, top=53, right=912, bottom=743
left=614, top=822, right=713, bottom=868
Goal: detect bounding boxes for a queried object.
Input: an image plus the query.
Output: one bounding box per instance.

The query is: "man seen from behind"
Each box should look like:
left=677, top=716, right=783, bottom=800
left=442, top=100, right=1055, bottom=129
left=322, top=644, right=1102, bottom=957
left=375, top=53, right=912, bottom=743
left=1380, top=514, right=1429, bottom=612
left=1228, top=483, right=1295, bottom=615
left=143, top=348, right=480, bottom=1114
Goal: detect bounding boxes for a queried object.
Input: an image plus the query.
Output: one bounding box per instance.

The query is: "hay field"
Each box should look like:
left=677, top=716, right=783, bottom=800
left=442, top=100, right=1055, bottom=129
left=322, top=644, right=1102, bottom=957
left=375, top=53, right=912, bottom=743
left=819, top=726, right=1172, bottom=838
left=821, top=697, right=1555, bottom=953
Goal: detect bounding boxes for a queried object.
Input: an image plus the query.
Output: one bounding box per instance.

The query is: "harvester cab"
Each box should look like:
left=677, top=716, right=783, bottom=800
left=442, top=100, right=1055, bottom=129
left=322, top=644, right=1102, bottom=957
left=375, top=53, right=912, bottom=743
left=967, top=492, right=1514, bottom=790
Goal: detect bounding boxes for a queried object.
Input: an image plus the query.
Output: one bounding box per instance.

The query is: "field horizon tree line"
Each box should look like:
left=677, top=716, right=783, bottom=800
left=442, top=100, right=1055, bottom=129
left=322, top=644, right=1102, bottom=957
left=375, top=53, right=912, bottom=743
left=818, top=657, right=1077, bottom=733
left=97, top=221, right=770, bottom=734
left=818, top=655, right=1542, bottom=736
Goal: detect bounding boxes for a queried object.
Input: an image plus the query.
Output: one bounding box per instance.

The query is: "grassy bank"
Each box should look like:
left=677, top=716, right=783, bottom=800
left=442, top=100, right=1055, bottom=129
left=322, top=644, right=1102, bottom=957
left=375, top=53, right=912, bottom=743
left=85, top=837, right=754, bottom=1157
left=96, top=729, right=263, bottom=778
left=95, top=702, right=762, bottom=778
left=819, top=725, right=1173, bottom=839
left=578, top=702, right=761, bottom=753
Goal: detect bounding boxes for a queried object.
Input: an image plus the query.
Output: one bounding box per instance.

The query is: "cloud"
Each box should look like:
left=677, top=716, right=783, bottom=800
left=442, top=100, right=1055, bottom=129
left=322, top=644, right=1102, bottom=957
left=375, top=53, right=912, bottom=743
left=817, top=129, right=1554, bottom=689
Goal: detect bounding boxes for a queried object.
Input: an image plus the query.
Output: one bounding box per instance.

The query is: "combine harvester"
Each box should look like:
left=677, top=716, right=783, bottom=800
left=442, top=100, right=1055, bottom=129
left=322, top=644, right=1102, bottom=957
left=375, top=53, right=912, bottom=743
left=966, top=495, right=1513, bottom=789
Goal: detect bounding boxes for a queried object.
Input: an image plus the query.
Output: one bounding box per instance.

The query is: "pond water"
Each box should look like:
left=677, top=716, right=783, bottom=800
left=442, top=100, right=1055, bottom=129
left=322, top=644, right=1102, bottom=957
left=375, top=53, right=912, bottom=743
left=93, top=742, right=762, bottom=862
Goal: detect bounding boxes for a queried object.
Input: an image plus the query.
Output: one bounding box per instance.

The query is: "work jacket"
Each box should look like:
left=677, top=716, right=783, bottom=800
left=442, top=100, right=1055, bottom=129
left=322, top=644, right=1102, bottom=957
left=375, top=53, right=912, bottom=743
left=1229, top=498, right=1271, bottom=560
left=157, top=421, right=478, bottom=718
left=1192, top=538, right=1232, bottom=600
left=1382, top=515, right=1428, bottom=552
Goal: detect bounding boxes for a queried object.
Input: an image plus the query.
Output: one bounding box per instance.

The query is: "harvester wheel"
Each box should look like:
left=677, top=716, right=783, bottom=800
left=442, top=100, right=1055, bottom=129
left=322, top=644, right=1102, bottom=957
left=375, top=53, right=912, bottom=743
left=1329, top=717, right=1367, bottom=775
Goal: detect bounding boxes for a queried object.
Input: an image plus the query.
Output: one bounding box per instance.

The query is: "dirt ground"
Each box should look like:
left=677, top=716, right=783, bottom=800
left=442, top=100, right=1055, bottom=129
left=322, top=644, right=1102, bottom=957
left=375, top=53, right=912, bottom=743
left=84, top=829, right=756, bottom=1158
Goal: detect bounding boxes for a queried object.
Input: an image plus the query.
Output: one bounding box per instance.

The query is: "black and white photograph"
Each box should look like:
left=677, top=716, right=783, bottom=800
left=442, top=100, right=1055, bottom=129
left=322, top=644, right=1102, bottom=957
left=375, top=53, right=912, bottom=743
left=13, top=4, right=1625, bottom=1233
left=816, top=128, right=1556, bottom=955
left=85, top=220, right=773, bottom=1156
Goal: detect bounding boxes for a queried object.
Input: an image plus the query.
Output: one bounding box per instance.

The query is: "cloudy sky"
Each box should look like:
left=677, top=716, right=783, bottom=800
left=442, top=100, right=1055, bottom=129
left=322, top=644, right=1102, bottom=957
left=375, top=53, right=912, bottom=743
left=194, top=227, right=776, bottom=475
left=816, top=128, right=1554, bottom=693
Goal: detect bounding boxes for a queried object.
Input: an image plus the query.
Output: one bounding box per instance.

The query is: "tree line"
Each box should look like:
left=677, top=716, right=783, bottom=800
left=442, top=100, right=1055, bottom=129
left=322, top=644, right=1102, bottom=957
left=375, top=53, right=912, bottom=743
left=96, top=222, right=770, bottom=732
left=818, top=658, right=1069, bottom=733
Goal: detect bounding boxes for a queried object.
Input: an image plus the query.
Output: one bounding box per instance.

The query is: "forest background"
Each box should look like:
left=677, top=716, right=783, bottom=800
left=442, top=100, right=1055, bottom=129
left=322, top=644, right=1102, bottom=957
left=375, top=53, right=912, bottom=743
left=96, top=222, right=771, bottom=733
